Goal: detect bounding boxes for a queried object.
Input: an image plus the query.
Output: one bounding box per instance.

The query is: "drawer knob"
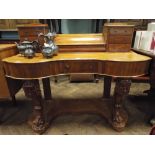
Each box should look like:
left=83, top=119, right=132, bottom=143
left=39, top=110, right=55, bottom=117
left=65, top=64, right=70, bottom=69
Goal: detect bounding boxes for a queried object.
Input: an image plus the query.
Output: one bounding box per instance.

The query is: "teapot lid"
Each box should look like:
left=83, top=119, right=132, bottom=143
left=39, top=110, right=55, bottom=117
left=45, top=32, right=56, bottom=37
left=21, top=40, right=32, bottom=44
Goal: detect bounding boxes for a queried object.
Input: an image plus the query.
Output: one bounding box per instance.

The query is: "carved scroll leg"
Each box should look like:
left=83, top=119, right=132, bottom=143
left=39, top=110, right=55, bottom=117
left=112, top=79, right=131, bottom=132
left=23, top=80, right=49, bottom=134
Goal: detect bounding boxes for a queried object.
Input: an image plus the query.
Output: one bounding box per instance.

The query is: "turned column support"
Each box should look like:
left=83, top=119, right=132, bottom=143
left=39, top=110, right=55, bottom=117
left=23, top=80, right=49, bottom=134
left=112, top=78, right=131, bottom=131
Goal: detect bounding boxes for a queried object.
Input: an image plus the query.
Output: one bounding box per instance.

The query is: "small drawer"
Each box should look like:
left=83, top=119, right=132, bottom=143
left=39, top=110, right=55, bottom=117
left=107, top=44, right=131, bottom=52
left=60, top=61, right=98, bottom=74
left=19, top=30, right=44, bottom=37
left=108, top=35, right=132, bottom=44
left=18, top=27, right=48, bottom=38
left=19, top=36, right=38, bottom=42
left=109, top=28, right=133, bottom=35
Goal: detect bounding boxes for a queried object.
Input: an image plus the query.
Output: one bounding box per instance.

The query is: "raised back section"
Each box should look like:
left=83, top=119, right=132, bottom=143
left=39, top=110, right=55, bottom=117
left=55, top=33, right=106, bottom=52
left=103, top=23, right=135, bottom=52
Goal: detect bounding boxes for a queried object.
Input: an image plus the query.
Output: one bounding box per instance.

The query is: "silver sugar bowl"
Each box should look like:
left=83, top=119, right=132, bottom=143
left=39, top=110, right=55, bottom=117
left=15, top=40, right=38, bottom=58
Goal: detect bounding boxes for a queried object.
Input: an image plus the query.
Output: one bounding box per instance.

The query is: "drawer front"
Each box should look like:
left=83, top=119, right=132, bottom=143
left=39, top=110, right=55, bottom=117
left=109, top=27, right=133, bottom=35
left=19, top=36, right=38, bottom=42
left=18, top=27, right=48, bottom=38
left=108, top=35, right=132, bottom=44
left=108, top=44, right=131, bottom=52
left=60, top=61, right=98, bottom=74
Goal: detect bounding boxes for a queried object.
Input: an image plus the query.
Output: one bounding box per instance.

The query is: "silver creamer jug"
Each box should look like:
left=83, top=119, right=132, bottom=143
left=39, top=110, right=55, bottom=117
left=38, top=32, right=58, bottom=58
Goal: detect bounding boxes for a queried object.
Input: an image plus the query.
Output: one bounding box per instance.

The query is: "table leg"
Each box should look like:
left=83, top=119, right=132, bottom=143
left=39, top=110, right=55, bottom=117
left=112, top=79, right=131, bottom=131
left=23, top=80, right=49, bottom=134
left=42, top=78, right=52, bottom=100
left=103, top=76, right=112, bottom=98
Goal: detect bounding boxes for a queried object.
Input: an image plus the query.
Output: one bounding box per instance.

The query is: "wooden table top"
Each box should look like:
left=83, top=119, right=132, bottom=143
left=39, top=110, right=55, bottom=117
left=55, top=33, right=105, bottom=45
left=3, top=51, right=151, bottom=64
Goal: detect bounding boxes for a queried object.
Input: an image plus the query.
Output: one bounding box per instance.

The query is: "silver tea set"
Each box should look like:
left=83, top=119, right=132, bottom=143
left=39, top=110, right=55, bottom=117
left=15, top=40, right=39, bottom=58
left=15, top=32, right=59, bottom=59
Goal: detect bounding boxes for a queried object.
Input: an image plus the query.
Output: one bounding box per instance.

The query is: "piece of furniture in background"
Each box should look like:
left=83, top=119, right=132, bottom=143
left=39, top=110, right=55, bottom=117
left=17, top=24, right=49, bottom=42
left=0, top=19, right=40, bottom=30
left=0, top=44, right=23, bottom=103
left=0, top=19, right=40, bottom=44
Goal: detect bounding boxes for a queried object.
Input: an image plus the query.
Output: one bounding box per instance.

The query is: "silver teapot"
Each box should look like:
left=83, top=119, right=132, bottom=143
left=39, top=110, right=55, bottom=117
left=38, top=32, right=58, bottom=58
left=15, top=40, right=38, bottom=58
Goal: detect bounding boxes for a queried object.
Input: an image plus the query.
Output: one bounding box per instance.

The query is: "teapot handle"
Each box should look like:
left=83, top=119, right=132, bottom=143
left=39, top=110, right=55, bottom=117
left=31, top=40, right=39, bottom=52
left=38, top=32, right=47, bottom=46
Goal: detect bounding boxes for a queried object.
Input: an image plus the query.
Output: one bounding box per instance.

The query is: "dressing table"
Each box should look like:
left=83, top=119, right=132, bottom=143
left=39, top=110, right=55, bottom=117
left=2, top=50, right=151, bottom=134
left=1, top=23, right=153, bottom=134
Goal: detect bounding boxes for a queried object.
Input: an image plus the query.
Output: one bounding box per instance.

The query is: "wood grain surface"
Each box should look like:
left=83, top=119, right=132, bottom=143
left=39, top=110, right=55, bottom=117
left=55, top=33, right=105, bottom=45
left=2, top=51, right=151, bottom=79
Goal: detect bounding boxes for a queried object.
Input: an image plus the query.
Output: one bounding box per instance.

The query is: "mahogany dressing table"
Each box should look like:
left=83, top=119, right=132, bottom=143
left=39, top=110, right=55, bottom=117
left=2, top=51, right=151, bottom=134
left=1, top=23, right=153, bottom=134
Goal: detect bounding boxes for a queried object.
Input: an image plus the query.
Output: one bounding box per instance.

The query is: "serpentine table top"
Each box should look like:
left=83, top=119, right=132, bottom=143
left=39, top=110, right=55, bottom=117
left=2, top=51, right=151, bottom=80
